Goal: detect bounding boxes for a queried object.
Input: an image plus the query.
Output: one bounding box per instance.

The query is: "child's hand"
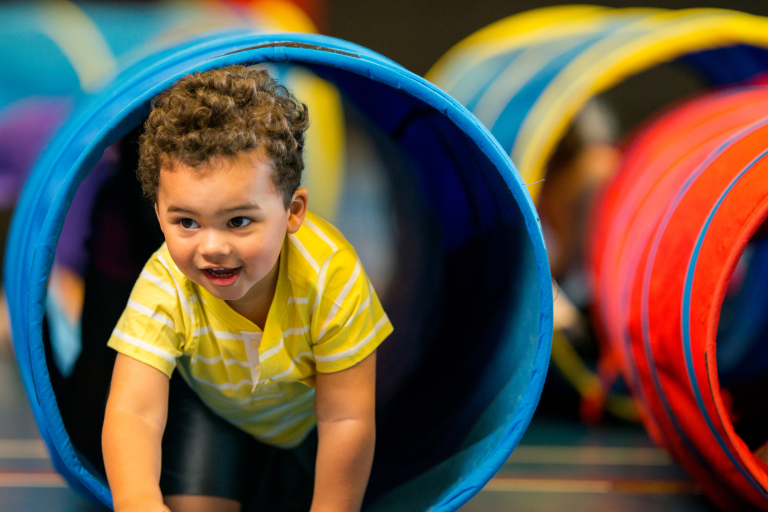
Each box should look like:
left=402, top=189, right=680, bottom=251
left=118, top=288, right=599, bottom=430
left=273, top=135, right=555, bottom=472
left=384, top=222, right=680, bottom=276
left=103, top=354, right=171, bottom=512
left=117, top=499, right=171, bottom=512
left=312, top=351, right=377, bottom=512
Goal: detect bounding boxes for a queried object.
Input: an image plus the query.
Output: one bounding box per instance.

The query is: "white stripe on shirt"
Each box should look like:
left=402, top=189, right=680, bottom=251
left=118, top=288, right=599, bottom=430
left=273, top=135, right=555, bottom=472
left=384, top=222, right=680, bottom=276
left=311, top=256, right=332, bottom=314
left=157, top=253, right=194, bottom=320
left=193, top=326, right=212, bottom=337
left=192, top=354, right=250, bottom=368
left=261, top=409, right=315, bottom=438
left=319, top=258, right=362, bottom=339
left=140, top=269, right=176, bottom=296
left=287, top=296, right=309, bottom=305
left=283, top=325, right=309, bottom=337
left=259, top=360, right=296, bottom=383
left=288, top=234, right=319, bottom=273
left=200, top=389, right=285, bottom=406
left=213, top=330, right=249, bottom=341
left=261, top=338, right=284, bottom=362
left=302, top=217, right=338, bottom=252
left=294, top=351, right=313, bottom=360
left=127, top=299, right=176, bottom=330
left=314, top=315, right=389, bottom=363
left=229, top=390, right=314, bottom=424
left=112, top=328, right=176, bottom=366
left=192, top=375, right=253, bottom=391
left=344, top=285, right=372, bottom=328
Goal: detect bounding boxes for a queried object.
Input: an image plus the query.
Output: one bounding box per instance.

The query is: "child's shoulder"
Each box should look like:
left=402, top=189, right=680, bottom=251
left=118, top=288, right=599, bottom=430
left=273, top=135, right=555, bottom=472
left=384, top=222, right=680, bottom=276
left=124, top=243, right=193, bottom=328
left=287, top=211, right=358, bottom=283
left=137, top=243, right=189, bottom=295
left=144, top=243, right=182, bottom=277
left=294, top=211, right=356, bottom=257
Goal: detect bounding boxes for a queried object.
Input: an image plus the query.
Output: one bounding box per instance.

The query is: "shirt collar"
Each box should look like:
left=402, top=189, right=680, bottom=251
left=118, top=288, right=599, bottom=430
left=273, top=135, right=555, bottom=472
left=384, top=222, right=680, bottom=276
left=195, top=237, right=290, bottom=348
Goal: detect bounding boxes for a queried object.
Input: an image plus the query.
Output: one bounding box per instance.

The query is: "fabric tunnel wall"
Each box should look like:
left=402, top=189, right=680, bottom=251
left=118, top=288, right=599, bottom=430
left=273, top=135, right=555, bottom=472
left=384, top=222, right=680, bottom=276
left=427, top=5, right=768, bottom=201
left=2, top=32, right=552, bottom=511
left=589, top=86, right=768, bottom=511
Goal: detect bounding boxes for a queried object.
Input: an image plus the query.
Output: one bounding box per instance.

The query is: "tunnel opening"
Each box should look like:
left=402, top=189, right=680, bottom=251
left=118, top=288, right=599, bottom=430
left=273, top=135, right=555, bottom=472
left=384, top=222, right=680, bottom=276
left=716, top=219, right=768, bottom=457
left=6, top=33, right=550, bottom=510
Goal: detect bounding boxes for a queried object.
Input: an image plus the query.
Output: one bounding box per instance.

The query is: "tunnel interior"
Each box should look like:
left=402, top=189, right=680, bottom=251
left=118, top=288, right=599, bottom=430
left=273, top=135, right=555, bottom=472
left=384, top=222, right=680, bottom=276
left=716, top=225, right=768, bottom=455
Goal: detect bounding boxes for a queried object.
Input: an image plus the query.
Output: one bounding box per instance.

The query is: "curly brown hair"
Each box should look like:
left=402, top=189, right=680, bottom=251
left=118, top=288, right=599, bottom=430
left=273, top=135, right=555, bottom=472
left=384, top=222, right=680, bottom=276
left=138, top=65, right=309, bottom=206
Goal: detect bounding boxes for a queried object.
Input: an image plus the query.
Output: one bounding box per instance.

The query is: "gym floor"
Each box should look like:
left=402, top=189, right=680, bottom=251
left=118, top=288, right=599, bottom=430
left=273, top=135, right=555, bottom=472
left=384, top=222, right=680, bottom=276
left=0, top=351, right=719, bottom=512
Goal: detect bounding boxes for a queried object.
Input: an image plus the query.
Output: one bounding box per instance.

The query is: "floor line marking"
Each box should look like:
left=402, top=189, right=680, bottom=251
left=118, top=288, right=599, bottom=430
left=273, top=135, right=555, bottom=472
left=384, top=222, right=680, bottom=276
left=483, top=476, right=700, bottom=494
left=507, top=446, right=673, bottom=466
left=0, top=470, right=66, bottom=488
left=0, top=439, right=49, bottom=459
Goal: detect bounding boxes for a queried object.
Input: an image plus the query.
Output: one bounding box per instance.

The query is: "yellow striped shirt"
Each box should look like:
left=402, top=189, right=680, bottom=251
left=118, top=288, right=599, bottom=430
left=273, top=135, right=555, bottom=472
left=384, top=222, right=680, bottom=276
left=107, top=212, right=392, bottom=448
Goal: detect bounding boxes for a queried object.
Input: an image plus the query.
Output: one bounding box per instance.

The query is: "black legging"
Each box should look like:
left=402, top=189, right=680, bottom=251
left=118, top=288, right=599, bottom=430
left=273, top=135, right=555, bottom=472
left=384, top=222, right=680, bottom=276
left=161, top=375, right=316, bottom=511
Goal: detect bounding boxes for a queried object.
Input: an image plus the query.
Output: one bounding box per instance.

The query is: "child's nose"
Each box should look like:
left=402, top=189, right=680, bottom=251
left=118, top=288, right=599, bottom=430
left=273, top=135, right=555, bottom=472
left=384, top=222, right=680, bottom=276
left=198, top=229, right=231, bottom=258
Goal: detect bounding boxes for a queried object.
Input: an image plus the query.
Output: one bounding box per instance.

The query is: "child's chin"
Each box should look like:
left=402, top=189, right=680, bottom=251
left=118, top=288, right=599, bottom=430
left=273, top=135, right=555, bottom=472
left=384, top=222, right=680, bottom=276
left=211, top=288, right=243, bottom=301
left=201, top=282, right=243, bottom=301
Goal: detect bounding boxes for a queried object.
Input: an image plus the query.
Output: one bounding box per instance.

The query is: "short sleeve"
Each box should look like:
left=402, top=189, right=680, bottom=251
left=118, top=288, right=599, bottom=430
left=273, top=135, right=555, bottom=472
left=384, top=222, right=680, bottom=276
left=310, top=249, right=393, bottom=373
left=107, top=250, right=187, bottom=378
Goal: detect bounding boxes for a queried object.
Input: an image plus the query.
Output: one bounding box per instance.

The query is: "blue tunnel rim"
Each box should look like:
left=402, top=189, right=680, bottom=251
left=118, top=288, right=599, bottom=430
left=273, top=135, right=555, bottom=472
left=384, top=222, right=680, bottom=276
left=4, top=30, right=553, bottom=511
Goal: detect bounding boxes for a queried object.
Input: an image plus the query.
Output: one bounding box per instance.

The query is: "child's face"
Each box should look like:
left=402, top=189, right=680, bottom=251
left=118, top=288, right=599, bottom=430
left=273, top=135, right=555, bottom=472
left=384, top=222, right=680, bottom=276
left=155, top=149, right=306, bottom=308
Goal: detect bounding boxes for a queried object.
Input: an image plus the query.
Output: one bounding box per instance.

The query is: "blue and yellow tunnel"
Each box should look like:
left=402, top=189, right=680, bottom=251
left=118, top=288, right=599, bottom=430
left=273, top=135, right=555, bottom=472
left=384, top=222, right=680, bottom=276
left=3, top=32, right=552, bottom=510
left=428, top=6, right=768, bottom=200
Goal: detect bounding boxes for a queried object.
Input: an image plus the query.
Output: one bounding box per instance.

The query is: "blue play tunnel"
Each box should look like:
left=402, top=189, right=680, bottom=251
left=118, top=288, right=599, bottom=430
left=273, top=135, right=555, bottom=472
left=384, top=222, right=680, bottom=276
left=4, top=32, right=552, bottom=511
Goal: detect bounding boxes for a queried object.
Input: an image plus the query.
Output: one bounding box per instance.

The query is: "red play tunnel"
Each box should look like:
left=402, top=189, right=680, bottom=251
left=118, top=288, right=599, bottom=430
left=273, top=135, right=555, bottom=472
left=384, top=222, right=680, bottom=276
left=589, top=87, right=768, bottom=510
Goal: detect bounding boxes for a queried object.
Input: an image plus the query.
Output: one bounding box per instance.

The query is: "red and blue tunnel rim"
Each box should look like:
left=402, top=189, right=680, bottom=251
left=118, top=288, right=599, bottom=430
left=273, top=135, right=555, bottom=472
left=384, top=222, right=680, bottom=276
left=634, top=113, right=768, bottom=483
left=598, top=94, right=768, bottom=489
left=3, top=30, right=553, bottom=510
left=679, top=146, right=768, bottom=497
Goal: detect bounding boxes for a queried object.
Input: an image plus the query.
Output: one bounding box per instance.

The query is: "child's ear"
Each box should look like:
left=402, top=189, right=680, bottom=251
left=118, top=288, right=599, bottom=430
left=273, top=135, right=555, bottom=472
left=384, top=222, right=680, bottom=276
left=154, top=201, right=165, bottom=234
left=287, top=188, right=308, bottom=234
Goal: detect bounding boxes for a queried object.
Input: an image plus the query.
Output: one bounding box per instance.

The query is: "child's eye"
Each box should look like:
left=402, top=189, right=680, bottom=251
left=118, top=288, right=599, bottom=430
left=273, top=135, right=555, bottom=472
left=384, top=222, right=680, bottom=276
left=179, top=218, right=199, bottom=230
left=228, top=217, right=252, bottom=228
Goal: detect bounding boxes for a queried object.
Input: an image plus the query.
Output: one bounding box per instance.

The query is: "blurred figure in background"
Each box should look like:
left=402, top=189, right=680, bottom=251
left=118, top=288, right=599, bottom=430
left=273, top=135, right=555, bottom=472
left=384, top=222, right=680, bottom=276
left=540, top=98, right=620, bottom=308
left=538, top=98, right=630, bottom=423
left=0, top=98, right=72, bottom=356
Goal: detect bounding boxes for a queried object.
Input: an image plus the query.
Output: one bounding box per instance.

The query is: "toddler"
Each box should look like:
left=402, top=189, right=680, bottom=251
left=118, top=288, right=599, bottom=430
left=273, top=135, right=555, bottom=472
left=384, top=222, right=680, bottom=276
left=102, top=65, right=392, bottom=512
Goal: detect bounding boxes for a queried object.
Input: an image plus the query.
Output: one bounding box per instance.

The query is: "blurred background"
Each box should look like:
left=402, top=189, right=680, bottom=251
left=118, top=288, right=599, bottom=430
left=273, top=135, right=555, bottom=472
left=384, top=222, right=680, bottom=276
left=4, top=1, right=768, bottom=511
left=331, top=0, right=768, bottom=75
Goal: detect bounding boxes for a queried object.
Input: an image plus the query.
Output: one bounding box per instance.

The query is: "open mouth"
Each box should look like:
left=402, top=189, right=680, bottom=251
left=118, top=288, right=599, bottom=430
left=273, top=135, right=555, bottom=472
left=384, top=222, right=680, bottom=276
left=205, top=267, right=239, bottom=278
left=202, top=266, right=242, bottom=286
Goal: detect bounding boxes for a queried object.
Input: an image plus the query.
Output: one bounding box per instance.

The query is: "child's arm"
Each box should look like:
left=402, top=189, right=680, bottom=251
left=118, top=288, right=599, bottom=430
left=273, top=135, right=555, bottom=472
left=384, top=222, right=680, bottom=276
left=102, top=353, right=171, bottom=512
left=312, top=350, right=377, bottom=512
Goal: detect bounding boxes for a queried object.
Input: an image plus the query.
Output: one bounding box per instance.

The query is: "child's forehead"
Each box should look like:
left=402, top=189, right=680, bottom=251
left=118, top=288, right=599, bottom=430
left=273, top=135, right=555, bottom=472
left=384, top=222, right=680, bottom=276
left=158, top=149, right=280, bottom=197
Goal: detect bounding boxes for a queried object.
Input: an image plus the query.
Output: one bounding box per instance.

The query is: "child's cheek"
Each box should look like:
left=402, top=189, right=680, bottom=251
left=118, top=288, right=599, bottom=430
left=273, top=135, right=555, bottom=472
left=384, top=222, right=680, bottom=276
left=167, top=242, right=195, bottom=277
left=244, top=239, right=279, bottom=274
